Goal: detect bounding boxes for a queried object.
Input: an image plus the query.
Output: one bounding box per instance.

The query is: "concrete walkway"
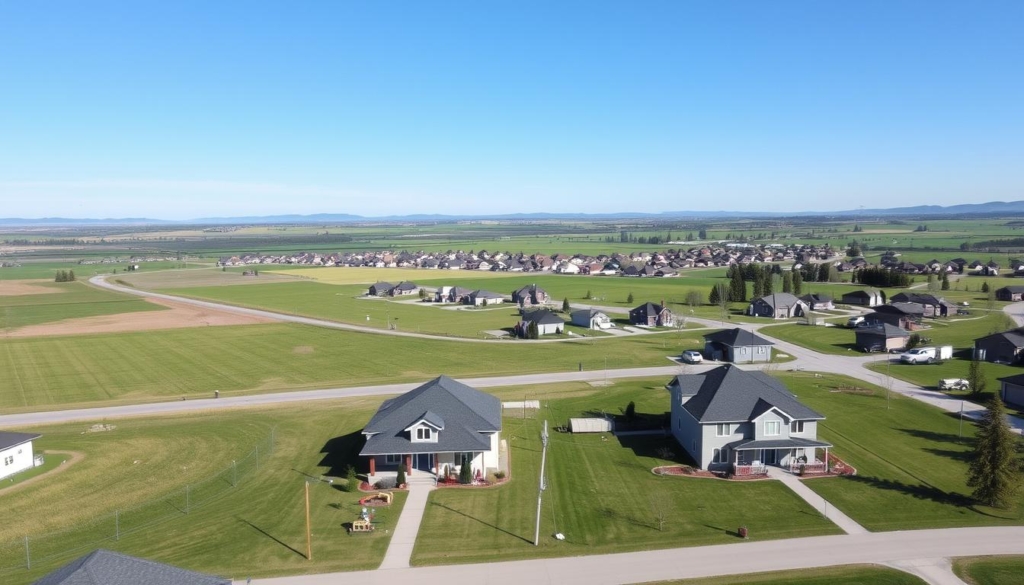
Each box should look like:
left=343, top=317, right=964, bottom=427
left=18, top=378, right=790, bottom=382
left=765, top=467, right=868, bottom=535
left=378, top=482, right=435, bottom=569
left=886, top=558, right=968, bottom=585
left=240, top=526, right=1024, bottom=584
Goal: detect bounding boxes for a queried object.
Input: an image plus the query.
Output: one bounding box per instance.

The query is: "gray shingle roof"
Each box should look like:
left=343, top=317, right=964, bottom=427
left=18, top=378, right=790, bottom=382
left=471, top=290, right=504, bottom=299
left=977, top=329, right=1024, bottom=348
left=753, top=293, right=802, bottom=309
left=856, top=323, right=910, bottom=338
left=998, top=373, right=1024, bottom=386
left=360, top=376, right=500, bottom=456
left=678, top=365, right=824, bottom=423
left=702, top=328, right=774, bottom=347
left=0, top=431, right=40, bottom=451
left=733, top=437, right=832, bottom=450
left=32, top=549, right=230, bottom=585
left=521, top=309, right=565, bottom=326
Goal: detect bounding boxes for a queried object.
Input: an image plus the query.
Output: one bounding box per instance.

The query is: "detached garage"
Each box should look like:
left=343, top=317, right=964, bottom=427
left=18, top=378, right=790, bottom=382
left=0, top=431, right=41, bottom=481
left=997, top=374, right=1024, bottom=410
left=569, top=418, right=614, bottom=433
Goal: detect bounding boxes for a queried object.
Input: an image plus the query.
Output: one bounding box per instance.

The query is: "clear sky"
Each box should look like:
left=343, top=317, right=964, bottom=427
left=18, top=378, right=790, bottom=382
left=1, top=2, right=1022, bottom=219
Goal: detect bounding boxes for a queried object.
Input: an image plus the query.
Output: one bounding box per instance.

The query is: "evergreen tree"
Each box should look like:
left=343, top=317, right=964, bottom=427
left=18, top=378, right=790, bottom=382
left=459, top=454, right=473, bottom=484
left=528, top=321, right=539, bottom=340
left=627, top=292, right=634, bottom=304
left=782, top=272, right=793, bottom=293
left=752, top=273, right=764, bottom=298
left=792, top=269, right=803, bottom=296
left=396, top=464, right=407, bottom=487
left=708, top=284, right=720, bottom=306
left=941, top=272, right=950, bottom=291
left=562, top=297, right=571, bottom=313
left=982, top=281, right=990, bottom=293
left=966, top=394, right=1021, bottom=508
left=698, top=228, right=707, bottom=240
left=968, top=358, right=987, bottom=398
left=584, top=289, right=592, bottom=300
left=730, top=268, right=746, bottom=302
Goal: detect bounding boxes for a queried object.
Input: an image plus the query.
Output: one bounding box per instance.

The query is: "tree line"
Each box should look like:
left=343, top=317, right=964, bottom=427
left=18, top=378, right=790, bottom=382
left=54, top=270, right=76, bottom=282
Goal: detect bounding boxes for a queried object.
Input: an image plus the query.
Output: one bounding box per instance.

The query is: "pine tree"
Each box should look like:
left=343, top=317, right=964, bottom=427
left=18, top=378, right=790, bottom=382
left=782, top=272, right=793, bottom=293
left=584, top=289, right=592, bottom=300
left=730, top=269, right=746, bottom=302
left=459, top=454, right=473, bottom=484
left=708, top=284, right=720, bottom=306
left=792, top=270, right=803, bottom=296
left=966, top=394, right=1021, bottom=508
left=982, top=281, right=990, bottom=293
left=562, top=297, right=571, bottom=313
left=752, top=274, right=764, bottom=298
left=627, top=292, right=634, bottom=304
left=68, top=270, right=75, bottom=282
left=396, top=464, right=407, bottom=487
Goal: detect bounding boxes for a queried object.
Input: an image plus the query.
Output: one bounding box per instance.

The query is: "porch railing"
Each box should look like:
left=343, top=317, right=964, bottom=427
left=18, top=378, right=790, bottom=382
left=790, top=461, right=827, bottom=475
left=733, top=464, right=767, bottom=476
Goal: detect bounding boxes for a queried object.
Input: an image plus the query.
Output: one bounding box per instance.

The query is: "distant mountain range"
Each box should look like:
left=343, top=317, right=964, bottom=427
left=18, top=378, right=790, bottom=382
left=3, top=200, right=1024, bottom=226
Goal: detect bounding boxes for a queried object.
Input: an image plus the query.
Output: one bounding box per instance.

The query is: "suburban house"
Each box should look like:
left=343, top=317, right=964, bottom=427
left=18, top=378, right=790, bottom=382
left=996, top=286, right=1024, bottom=302
left=570, top=309, right=614, bottom=330
left=33, top=549, right=231, bottom=585
left=889, top=293, right=957, bottom=317
left=864, top=303, right=925, bottom=330
left=435, top=285, right=473, bottom=303
left=799, top=293, right=834, bottom=311
left=359, top=376, right=501, bottom=481
left=466, top=290, right=505, bottom=306
left=841, top=288, right=884, bottom=307
left=995, top=374, right=1024, bottom=410
left=667, top=365, right=831, bottom=475
left=368, top=282, right=395, bottom=297
left=974, top=329, right=1024, bottom=364
left=515, top=308, right=565, bottom=337
left=702, top=328, right=774, bottom=363
left=629, top=302, right=675, bottom=327
left=389, top=281, right=420, bottom=296
left=747, top=293, right=807, bottom=319
left=512, top=284, right=548, bottom=308
left=855, top=323, right=910, bottom=353
left=0, top=431, right=40, bottom=481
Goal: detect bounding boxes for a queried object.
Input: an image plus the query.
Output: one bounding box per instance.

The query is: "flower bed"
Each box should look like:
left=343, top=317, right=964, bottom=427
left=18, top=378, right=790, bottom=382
left=652, top=465, right=716, bottom=479
left=798, top=454, right=857, bottom=479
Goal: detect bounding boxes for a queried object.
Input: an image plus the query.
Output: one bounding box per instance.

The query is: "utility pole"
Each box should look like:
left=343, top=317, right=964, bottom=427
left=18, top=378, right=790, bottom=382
left=304, top=481, right=312, bottom=561
left=534, top=420, right=549, bottom=546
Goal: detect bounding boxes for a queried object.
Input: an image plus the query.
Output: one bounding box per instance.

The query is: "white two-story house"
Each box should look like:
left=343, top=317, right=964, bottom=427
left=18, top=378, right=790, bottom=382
left=666, top=365, right=831, bottom=475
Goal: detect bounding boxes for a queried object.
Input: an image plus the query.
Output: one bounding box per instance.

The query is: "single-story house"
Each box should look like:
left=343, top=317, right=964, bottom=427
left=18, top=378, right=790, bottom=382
left=368, top=282, right=395, bottom=297
left=996, top=374, right=1024, bottom=410
left=855, top=323, right=910, bottom=353
left=747, top=293, right=807, bottom=319
left=889, top=293, right=957, bottom=317
left=516, top=308, right=565, bottom=337
left=0, top=431, right=40, bottom=481
left=629, top=302, right=674, bottom=327
left=702, top=328, right=774, bottom=363
left=799, top=293, right=834, bottom=311
left=974, top=329, right=1024, bottom=364
left=841, top=288, right=884, bottom=307
left=668, top=365, right=831, bottom=474
left=570, top=309, right=614, bottom=330
left=360, top=376, right=501, bottom=481
left=389, top=281, right=420, bottom=296
left=33, top=549, right=231, bottom=585
left=996, top=286, right=1024, bottom=302
left=435, top=285, right=473, bottom=303
left=512, top=284, right=548, bottom=308
left=467, top=290, right=505, bottom=306
left=864, top=303, right=925, bottom=330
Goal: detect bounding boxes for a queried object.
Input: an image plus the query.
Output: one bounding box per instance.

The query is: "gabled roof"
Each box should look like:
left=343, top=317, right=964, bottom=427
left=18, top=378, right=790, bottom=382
left=33, top=549, right=230, bottom=585
left=799, top=293, right=832, bottom=303
left=855, top=323, right=910, bottom=338
left=521, top=309, right=565, bottom=326
left=471, top=290, right=504, bottom=299
left=997, top=285, right=1024, bottom=294
left=0, top=431, right=40, bottom=451
left=571, top=308, right=607, bottom=320
left=976, top=329, right=1024, bottom=348
left=360, top=376, right=500, bottom=456
left=998, top=373, right=1024, bottom=386
left=752, top=293, right=803, bottom=309
left=702, top=328, right=774, bottom=347
left=630, top=302, right=666, bottom=318
left=370, top=281, right=395, bottom=290
left=677, top=365, right=824, bottom=423
left=842, top=288, right=881, bottom=298
left=876, top=302, right=925, bottom=316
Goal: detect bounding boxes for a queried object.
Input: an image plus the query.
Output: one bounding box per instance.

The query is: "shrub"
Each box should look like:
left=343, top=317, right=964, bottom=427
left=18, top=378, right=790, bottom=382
left=493, top=470, right=506, bottom=480
left=396, top=464, right=407, bottom=487
left=627, top=292, right=634, bottom=304
left=344, top=464, right=359, bottom=492
left=374, top=477, right=397, bottom=490
left=907, top=333, right=922, bottom=349
left=459, top=455, right=473, bottom=484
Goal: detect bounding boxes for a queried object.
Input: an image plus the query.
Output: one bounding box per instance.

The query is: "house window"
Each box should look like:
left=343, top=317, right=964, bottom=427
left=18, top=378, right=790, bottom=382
left=758, top=347, right=765, bottom=354
left=764, top=421, right=781, bottom=436
left=716, top=424, right=730, bottom=437
left=791, top=421, right=805, bottom=434
left=416, top=427, right=432, bottom=441
left=712, top=448, right=721, bottom=463
left=385, top=454, right=402, bottom=465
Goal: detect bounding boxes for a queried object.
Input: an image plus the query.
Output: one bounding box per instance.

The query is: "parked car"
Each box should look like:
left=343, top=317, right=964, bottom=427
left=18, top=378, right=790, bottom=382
left=938, top=378, right=970, bottom=391
left=681, top=350, right=704, bottom=364
left=957, top=309, right=970, bottom=316
left=847, top=316, right=865, bottom=328
left=900, top=347, right=937, bottom=364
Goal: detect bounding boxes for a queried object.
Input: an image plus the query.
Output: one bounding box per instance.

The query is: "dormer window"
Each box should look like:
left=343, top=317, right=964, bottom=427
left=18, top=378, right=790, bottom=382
left=416, top=427, right=432, bottom=441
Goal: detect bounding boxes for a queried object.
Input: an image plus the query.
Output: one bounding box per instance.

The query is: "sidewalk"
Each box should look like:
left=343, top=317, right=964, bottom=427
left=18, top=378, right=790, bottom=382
left=885, top=558, right=968, bottom=585
left=378, top=481, right=435, bottom=569
left=765, top=467, right=868, bottom=535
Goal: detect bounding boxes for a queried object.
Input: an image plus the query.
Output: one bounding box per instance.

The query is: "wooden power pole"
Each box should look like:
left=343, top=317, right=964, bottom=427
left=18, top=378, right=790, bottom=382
left=304, top=481, right=312, bottom=561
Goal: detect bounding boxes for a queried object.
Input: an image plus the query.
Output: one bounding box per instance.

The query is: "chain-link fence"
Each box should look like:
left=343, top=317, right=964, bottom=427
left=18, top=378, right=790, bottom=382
left=0, top=431, right=274, bottom=577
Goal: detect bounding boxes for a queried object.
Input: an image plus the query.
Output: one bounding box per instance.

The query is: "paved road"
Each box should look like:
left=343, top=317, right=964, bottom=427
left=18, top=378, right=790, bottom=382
left=239, top=526, right=1024, bottom=585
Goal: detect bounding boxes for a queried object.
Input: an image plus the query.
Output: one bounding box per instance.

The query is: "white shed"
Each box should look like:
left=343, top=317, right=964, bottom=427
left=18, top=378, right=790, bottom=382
left=569, top=418, right=614, bottom=433
left=0, top=431, right=41, bottom=481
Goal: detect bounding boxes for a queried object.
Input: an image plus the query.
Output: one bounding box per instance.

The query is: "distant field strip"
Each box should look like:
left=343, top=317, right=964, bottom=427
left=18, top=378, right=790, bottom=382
left=269, top=266, right=526, bottom=285
left=0, top=281, right=164, bottom=330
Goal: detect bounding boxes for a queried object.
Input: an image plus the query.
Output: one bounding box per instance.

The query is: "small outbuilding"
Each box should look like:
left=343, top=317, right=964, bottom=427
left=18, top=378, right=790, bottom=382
left=569, top=418, right=614, bottom=433
left=570, top=309, right=613, bottom=330
left=841, top=288, right=884, bottom=307
left=0, top=431, right=40, bottom=481
left=855, top=323, right=910, bottom=353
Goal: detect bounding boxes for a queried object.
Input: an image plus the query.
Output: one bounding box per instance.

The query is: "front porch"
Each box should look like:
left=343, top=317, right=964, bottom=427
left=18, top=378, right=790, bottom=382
left=366, top=451, right=489, bottom=483
left=730, top=437, right=832, bottom=477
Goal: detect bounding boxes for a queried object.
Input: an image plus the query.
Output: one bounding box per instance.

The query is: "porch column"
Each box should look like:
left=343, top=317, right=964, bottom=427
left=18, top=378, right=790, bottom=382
left=824, top=447, right=829, bottom=472
left=434, top=453, right=438, bottom=475
left=369, top=457, right=376, bottom=476
left=405, top=455, right=412, bottom=471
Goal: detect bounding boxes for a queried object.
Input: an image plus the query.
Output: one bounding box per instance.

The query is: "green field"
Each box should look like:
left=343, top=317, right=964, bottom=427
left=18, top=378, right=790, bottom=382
left=0, top=260, right=196, bottom=281
left=782, top=372, right=1024, bottom=531
left=412, top=380, right=841, bottom=566
left=0, top=281, right=164, bottom=330
left=0, top=323, right=700, bottom=411
left=662, top=565, right=925, bottom=585
left=0, top=397, right=407, bottom=584
left=953, top=556, right=1024, bottom=585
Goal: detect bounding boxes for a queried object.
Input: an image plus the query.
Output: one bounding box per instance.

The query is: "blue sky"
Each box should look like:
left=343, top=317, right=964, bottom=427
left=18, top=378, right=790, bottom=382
left=1, top=2, right=1022, bottom=219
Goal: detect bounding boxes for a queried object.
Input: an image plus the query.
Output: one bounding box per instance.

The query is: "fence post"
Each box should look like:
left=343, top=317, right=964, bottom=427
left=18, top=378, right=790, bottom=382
left=24, top=536, right=29, bottom=570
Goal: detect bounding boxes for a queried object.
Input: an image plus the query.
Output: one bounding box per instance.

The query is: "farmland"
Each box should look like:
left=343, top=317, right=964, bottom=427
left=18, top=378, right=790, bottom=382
left=0, top=280, right=165, bottom=330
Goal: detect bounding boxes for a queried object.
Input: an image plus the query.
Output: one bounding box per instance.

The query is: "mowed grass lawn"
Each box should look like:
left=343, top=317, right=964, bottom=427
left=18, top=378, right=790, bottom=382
left=0, top=397, right=406, bottom=584
left=412, top=382, right=841, bottom=566
left=662, top=565, right=925, bottom=585
left=0, top=281, right=164, bottom=329
left=953, top=556, right=1024, bottom=585
left=781, top=372, right=1024, bottom=531
left=0, top=323, right=698, bottom=411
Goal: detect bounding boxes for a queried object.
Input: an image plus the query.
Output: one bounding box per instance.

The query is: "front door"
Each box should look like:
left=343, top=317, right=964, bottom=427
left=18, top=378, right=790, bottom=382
left=415, top=453, right=433, bottom=473
left=764, top=449, right=778, bottom=466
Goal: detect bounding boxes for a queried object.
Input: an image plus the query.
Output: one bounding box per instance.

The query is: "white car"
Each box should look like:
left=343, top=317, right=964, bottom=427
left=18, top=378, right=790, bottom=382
left=681, top=350, right=704, bottom=364
left=900, top=347, right=937, bottom=364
